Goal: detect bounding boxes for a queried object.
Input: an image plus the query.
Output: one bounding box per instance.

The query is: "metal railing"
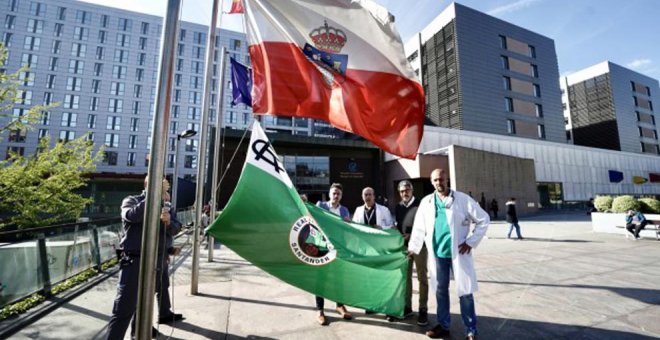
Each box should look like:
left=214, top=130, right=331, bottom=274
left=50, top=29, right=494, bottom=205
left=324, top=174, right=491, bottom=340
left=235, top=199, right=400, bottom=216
left=0, top=207, right=195, bottom=309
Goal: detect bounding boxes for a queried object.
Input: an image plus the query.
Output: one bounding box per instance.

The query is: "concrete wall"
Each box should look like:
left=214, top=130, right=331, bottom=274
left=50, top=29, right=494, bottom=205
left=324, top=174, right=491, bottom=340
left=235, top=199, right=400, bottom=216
left=384, top=154, right=448, bottom=206
left=449, top=145, right=538, bottom=216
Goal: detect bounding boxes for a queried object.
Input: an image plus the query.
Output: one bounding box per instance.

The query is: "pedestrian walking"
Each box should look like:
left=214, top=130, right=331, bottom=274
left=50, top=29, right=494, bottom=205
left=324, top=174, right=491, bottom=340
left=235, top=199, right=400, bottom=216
left=506, top=198, right=523, bottom=240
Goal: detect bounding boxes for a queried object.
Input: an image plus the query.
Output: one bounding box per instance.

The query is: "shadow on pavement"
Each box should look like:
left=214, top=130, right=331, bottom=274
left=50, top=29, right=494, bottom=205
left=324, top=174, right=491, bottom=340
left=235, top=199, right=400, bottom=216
left=489, top=237, right=598, bottom=243
left=197, top=292, right=317, bottom=312
left=481, top=280, right=660, bottom=306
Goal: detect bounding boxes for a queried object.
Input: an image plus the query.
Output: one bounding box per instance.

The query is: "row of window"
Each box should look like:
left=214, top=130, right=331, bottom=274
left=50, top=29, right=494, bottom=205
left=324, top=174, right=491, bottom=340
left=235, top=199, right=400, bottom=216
left=506, top=119, right=546, bottom=139
left=503, top=76, right=541, bottom=97
left=630, top=81, right=652, bottom=96
left=499, top=35, right=536, bottom=58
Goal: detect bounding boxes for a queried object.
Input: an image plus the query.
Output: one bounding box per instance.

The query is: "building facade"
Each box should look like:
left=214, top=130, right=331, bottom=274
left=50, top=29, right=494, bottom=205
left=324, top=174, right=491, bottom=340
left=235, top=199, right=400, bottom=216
left=561, top=61, right=660, bottom=155
left=404, top=2, right=565, bottom=143
left=0, top=0, right=349, bottom=182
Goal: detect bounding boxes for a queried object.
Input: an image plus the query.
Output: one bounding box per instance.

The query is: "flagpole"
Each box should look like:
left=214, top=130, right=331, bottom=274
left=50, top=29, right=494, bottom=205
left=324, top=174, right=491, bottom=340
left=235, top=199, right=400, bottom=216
left=209, top=46, right=227, bottom=262
left=135, top=0, right=181, bottom=338
left=191, top=0, right=222, bottom=294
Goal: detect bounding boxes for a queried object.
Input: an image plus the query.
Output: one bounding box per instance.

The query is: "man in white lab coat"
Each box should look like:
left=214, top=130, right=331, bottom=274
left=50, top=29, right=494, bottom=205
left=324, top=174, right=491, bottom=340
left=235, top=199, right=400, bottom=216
left=408, top=169, right=489, bottom=340
left=352, top=187, right=394, bottom=230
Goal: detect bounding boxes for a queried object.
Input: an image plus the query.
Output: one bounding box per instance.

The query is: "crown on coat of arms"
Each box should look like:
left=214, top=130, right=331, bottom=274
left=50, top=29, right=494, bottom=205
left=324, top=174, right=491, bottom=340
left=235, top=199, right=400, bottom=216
left=309, top=20, right=347, bottom=53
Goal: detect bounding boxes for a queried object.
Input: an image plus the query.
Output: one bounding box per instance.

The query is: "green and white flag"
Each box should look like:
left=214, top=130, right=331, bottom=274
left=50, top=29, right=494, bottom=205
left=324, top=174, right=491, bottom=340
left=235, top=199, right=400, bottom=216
left=207, top=121, right=407, bottom=316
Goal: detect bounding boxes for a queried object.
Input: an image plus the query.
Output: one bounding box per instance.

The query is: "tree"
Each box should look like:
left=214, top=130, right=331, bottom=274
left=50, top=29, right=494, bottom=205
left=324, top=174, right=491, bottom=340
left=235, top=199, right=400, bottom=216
left=0, top=43, right=103, bottom=229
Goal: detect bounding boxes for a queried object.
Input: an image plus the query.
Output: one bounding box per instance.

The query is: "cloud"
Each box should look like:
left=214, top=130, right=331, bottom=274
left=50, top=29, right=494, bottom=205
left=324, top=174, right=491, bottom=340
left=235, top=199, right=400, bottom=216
left=487, top=0, right=542, bottom=16
left=626, top=59, right=652, bottom=69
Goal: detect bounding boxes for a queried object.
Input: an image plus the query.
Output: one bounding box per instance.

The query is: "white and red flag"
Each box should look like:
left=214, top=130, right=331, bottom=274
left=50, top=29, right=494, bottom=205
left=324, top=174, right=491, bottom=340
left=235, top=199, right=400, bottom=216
left=243, top=0, right=425, bottom=159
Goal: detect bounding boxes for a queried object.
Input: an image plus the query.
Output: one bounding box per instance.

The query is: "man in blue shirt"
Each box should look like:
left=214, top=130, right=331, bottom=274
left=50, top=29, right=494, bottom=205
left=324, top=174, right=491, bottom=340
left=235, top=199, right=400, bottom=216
left=625, top=210, right=648, bottom=240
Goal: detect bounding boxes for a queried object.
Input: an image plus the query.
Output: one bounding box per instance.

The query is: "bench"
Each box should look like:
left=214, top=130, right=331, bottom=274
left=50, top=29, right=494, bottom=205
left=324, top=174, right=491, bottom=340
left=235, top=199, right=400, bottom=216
left=616, top=219, right=660, bottom=240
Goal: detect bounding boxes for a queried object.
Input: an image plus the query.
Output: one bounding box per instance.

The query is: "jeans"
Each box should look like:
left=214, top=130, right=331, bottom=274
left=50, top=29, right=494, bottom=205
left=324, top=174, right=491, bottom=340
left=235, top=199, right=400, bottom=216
left=435, top=257, right=477, bottom=335
left=507, top=223, right=522, bottom=239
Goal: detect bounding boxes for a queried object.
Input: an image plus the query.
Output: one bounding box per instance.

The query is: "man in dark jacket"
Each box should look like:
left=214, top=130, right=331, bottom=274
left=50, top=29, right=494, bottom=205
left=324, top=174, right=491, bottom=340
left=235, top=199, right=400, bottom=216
left=506, top=198, right=523, bottom=240
left=106, top=178, right=183, bottom=340
left=626, top=210, right=648, bottom=240
left=389, top=180, right=428, bottom=325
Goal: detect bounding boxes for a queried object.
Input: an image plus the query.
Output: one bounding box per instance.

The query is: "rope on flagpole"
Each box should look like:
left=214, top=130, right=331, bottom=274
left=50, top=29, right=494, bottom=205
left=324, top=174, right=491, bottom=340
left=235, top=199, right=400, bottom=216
left=213, top=117, right=252, bottom=197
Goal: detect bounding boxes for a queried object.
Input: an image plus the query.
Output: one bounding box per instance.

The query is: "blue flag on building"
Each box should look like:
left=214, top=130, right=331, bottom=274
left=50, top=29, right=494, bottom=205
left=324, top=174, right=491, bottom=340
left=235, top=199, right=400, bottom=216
left=230, top=57, right=252, bottom=107
left=608, top=170, right=623, bottom=183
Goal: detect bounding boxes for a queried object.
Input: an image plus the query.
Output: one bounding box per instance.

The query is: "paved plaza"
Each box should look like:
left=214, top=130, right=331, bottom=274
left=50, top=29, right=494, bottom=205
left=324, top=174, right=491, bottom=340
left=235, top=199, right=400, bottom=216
left=8, top=213, right=660, bottom=339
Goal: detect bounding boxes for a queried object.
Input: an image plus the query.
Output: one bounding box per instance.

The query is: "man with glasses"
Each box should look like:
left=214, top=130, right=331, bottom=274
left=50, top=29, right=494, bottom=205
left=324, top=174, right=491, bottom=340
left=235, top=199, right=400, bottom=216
left=388, top=180, right=428, bottom=325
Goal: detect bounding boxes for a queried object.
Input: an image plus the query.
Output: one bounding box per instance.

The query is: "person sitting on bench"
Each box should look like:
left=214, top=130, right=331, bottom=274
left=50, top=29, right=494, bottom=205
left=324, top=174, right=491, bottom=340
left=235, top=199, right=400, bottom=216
left=625, top=210, right=648, bottom=240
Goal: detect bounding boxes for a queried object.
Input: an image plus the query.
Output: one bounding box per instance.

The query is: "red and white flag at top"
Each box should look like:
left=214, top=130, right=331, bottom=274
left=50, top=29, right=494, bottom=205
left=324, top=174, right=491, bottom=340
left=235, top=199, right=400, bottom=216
left=243, top=0, right=425, bottom=159
left=228, top=0, right=245, bottom=14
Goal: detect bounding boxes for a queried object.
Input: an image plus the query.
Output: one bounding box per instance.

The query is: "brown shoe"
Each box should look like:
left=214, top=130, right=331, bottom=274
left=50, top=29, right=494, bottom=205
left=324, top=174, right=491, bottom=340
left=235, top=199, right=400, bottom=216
left=425, top=325, right=450, bottom=338
left=317, top=312, right=328, bottom=326
left=335, top=306, right=353, bottom=320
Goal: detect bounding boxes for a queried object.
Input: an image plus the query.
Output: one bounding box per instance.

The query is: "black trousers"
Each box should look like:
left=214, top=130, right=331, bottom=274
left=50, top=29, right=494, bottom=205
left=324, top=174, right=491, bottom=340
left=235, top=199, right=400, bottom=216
left=626, top=220, right=649, bottom=237
left=315, top=296, right=343, bottom=311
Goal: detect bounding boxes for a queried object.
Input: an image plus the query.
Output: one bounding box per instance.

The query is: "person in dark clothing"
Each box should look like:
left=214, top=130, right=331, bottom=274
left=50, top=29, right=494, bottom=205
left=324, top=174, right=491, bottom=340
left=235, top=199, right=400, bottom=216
left=625, top=210, right=648, bottom=240
left=490, top=199, right=499, bottom=220
left=106, top=178, right=183, bottom=340
left=505, top=198, right=523, bottom=240
left=389, top=180, right=428, bottom=325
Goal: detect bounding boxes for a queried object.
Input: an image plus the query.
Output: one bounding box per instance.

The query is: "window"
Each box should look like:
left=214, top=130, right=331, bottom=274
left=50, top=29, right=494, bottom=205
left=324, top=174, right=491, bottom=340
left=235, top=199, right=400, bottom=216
left=533, top=84, right=541, bottom=97
left=140, top=22, right=149, bottom=35
left=6, top=146, right=25, bottom=158
left=73, top=26, right=88, bottom=40
left=43, top=92, right=53, bottom=105
left=174, top=89, right=181, bottom=102
left=528, top=45, right=536, bottom=58
left=63, top=95, right=79, bottom=109
left=61, top=112, right=77, bottom=127
left=131, top=101, right=140, bottom=114
left=184, top=155, right=197, bottom=169
left=169, top=121, right=178, bottom=134
left=172, top=105, right=180, bottom=118
left=18, top=72, right=34, bottom=86
left=176, top=58, right=184, bottom=71
left=167, top=154, right=175, bottom=168
left=118, top=18, right=132, bottom=31
left=16, top=90, right=32, bottom=105
left=116, top=33, right=130, bottom=47
left=21, top=53, right=38, bottom=67
left=87, top=114, right=96, bottom=128
left=503, top=76, right=511, bottom=90
left=66, top=77, right=82, bottom=91
left=168, top=137, right=176, bottom=152
left=114, top=49, right=128, bottom=63
left=128, top=134, right=138, bottom=149
left=57, top=6, right=66, bottom=20
left=535, top=104, right=543, bottom=118
left=193, top=31, right=205, bottom=44
left=192, top=46, right=204, bottom=59
left=110, top=82, right=125, bottom=96
left=499, top=35, right=507, bottom=49
left=90, top=97, right=99, bottom=111
left=93, top=62, right=102, bottom=76
left=27, top=19, right=43, bottom=33
left=9, top=0, right=18, bottom=12
left=46, top=74, right=56, bottom=88
left=646, top=86, right=651, bottom=96
left=191, top=61, right=202, bottom=74
left=507, top=119, right=516, bottom=134
left=69, top=59, right=84, bottom=74
left=112, top=65, right=126, bottom=79
left=92, top=79, right=101, bottom=93
left=127, top=152, right=136, bottom=166
left=231, top=39, right=242, bottom=51
left=531, top=64, right=539, bottom=78
left=505, top=97, right=514, bottom=112
left=52, top=40, right=61, bottom=54
left=139, top=37, right=147, bottom=50
left=24, top=36, right=41, bottom=51
left=2, top=32, right=12, bottom=47
left=59, top=130, right=75, bottom=142
left=75, top=10, right=90, bottom=24
left=179, top=29, right=186, bottom=41
left=38, top=129, right=48, bottom=139
left=187, top=107, right=199, bottom=120
left=500, top=55, right=509, bottom=70
left=177, top=43, right=185, bottom=56
left=100, top=14, right=108, bottom=28
left=95, top=46, right=104, bottom=60
left=30, top=2, right=46, bottom=16
left=71, top=43, right=86, bottom=57
left=98, top=30, right=107, bottom=43
left=108, top=99, right=123, bottom=113
left=106, top=116, right=121, bottom=130
left=137, top=53, right=146, bottom=65
left=40, top=111, right=51, bottom=125
left=537, top=124, right=546, bottom=139
left=190, top=76, right=202, bottom=89
left=103, top=151, right=118, bottom=165
left=185, top=139, right=198, bottom=152
left=130, top=118, right=138, bottom=131
left=135, top=68, right=144, bottom=81
left=133, top=85, right=142, bottom=98
left=54, top=23, right=63, bottom=37
left=189, top=91, right=201, bottom=105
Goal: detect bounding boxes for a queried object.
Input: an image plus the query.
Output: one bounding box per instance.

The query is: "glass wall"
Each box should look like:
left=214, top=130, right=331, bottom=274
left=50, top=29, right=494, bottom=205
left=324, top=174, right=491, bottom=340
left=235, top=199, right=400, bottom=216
left=282, top=155, right=330, bottom=193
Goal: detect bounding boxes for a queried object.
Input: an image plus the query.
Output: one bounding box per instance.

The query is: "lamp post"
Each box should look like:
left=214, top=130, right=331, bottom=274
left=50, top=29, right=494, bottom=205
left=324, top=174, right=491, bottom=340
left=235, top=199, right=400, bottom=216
left=172, top=129, right=197, bottom=210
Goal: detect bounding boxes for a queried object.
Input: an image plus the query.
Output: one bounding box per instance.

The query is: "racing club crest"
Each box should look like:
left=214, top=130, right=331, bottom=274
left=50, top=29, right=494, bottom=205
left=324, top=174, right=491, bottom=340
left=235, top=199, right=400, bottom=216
left=303, top=20, right=349, bottom=86
left=289, top=216, right=337, bottom=266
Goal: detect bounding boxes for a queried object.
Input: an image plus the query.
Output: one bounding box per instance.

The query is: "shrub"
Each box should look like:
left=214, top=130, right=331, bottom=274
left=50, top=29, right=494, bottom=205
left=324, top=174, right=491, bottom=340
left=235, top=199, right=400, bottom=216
left=638, top=198, right=660, bottom=214
left=594, top=196, right=613, bottom=212
left=611, top=195, right=639, bottom=213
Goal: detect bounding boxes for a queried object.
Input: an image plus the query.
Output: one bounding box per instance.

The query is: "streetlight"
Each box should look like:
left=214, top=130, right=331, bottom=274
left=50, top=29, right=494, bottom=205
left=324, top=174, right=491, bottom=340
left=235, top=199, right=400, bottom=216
left=172, top=129, right=197, bottom=210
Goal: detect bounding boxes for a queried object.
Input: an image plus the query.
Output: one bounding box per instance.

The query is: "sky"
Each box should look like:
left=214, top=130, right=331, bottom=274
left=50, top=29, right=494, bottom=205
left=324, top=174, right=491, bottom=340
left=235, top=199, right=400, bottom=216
left=78, top=0, right=660, bottom=81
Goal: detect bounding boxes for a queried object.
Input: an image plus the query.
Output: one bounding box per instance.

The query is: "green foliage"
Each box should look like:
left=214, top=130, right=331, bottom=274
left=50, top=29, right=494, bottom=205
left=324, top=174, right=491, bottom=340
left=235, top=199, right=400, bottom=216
left=594, top=196, right=613, bottom=212
left=0, top=43, right=103, bottom=229
left=0, top=258, right=118, bottom=321
left=638, top=198, right=660, bottom=214
left=0, top=293, right=44, bottom=320
left=611, top=195, right=640, bottom=213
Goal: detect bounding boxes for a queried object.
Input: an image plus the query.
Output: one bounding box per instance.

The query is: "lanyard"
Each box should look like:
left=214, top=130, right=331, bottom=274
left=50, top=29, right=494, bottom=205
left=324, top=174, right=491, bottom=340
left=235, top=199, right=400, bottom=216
left=364, top=207, right=376, bottom=225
